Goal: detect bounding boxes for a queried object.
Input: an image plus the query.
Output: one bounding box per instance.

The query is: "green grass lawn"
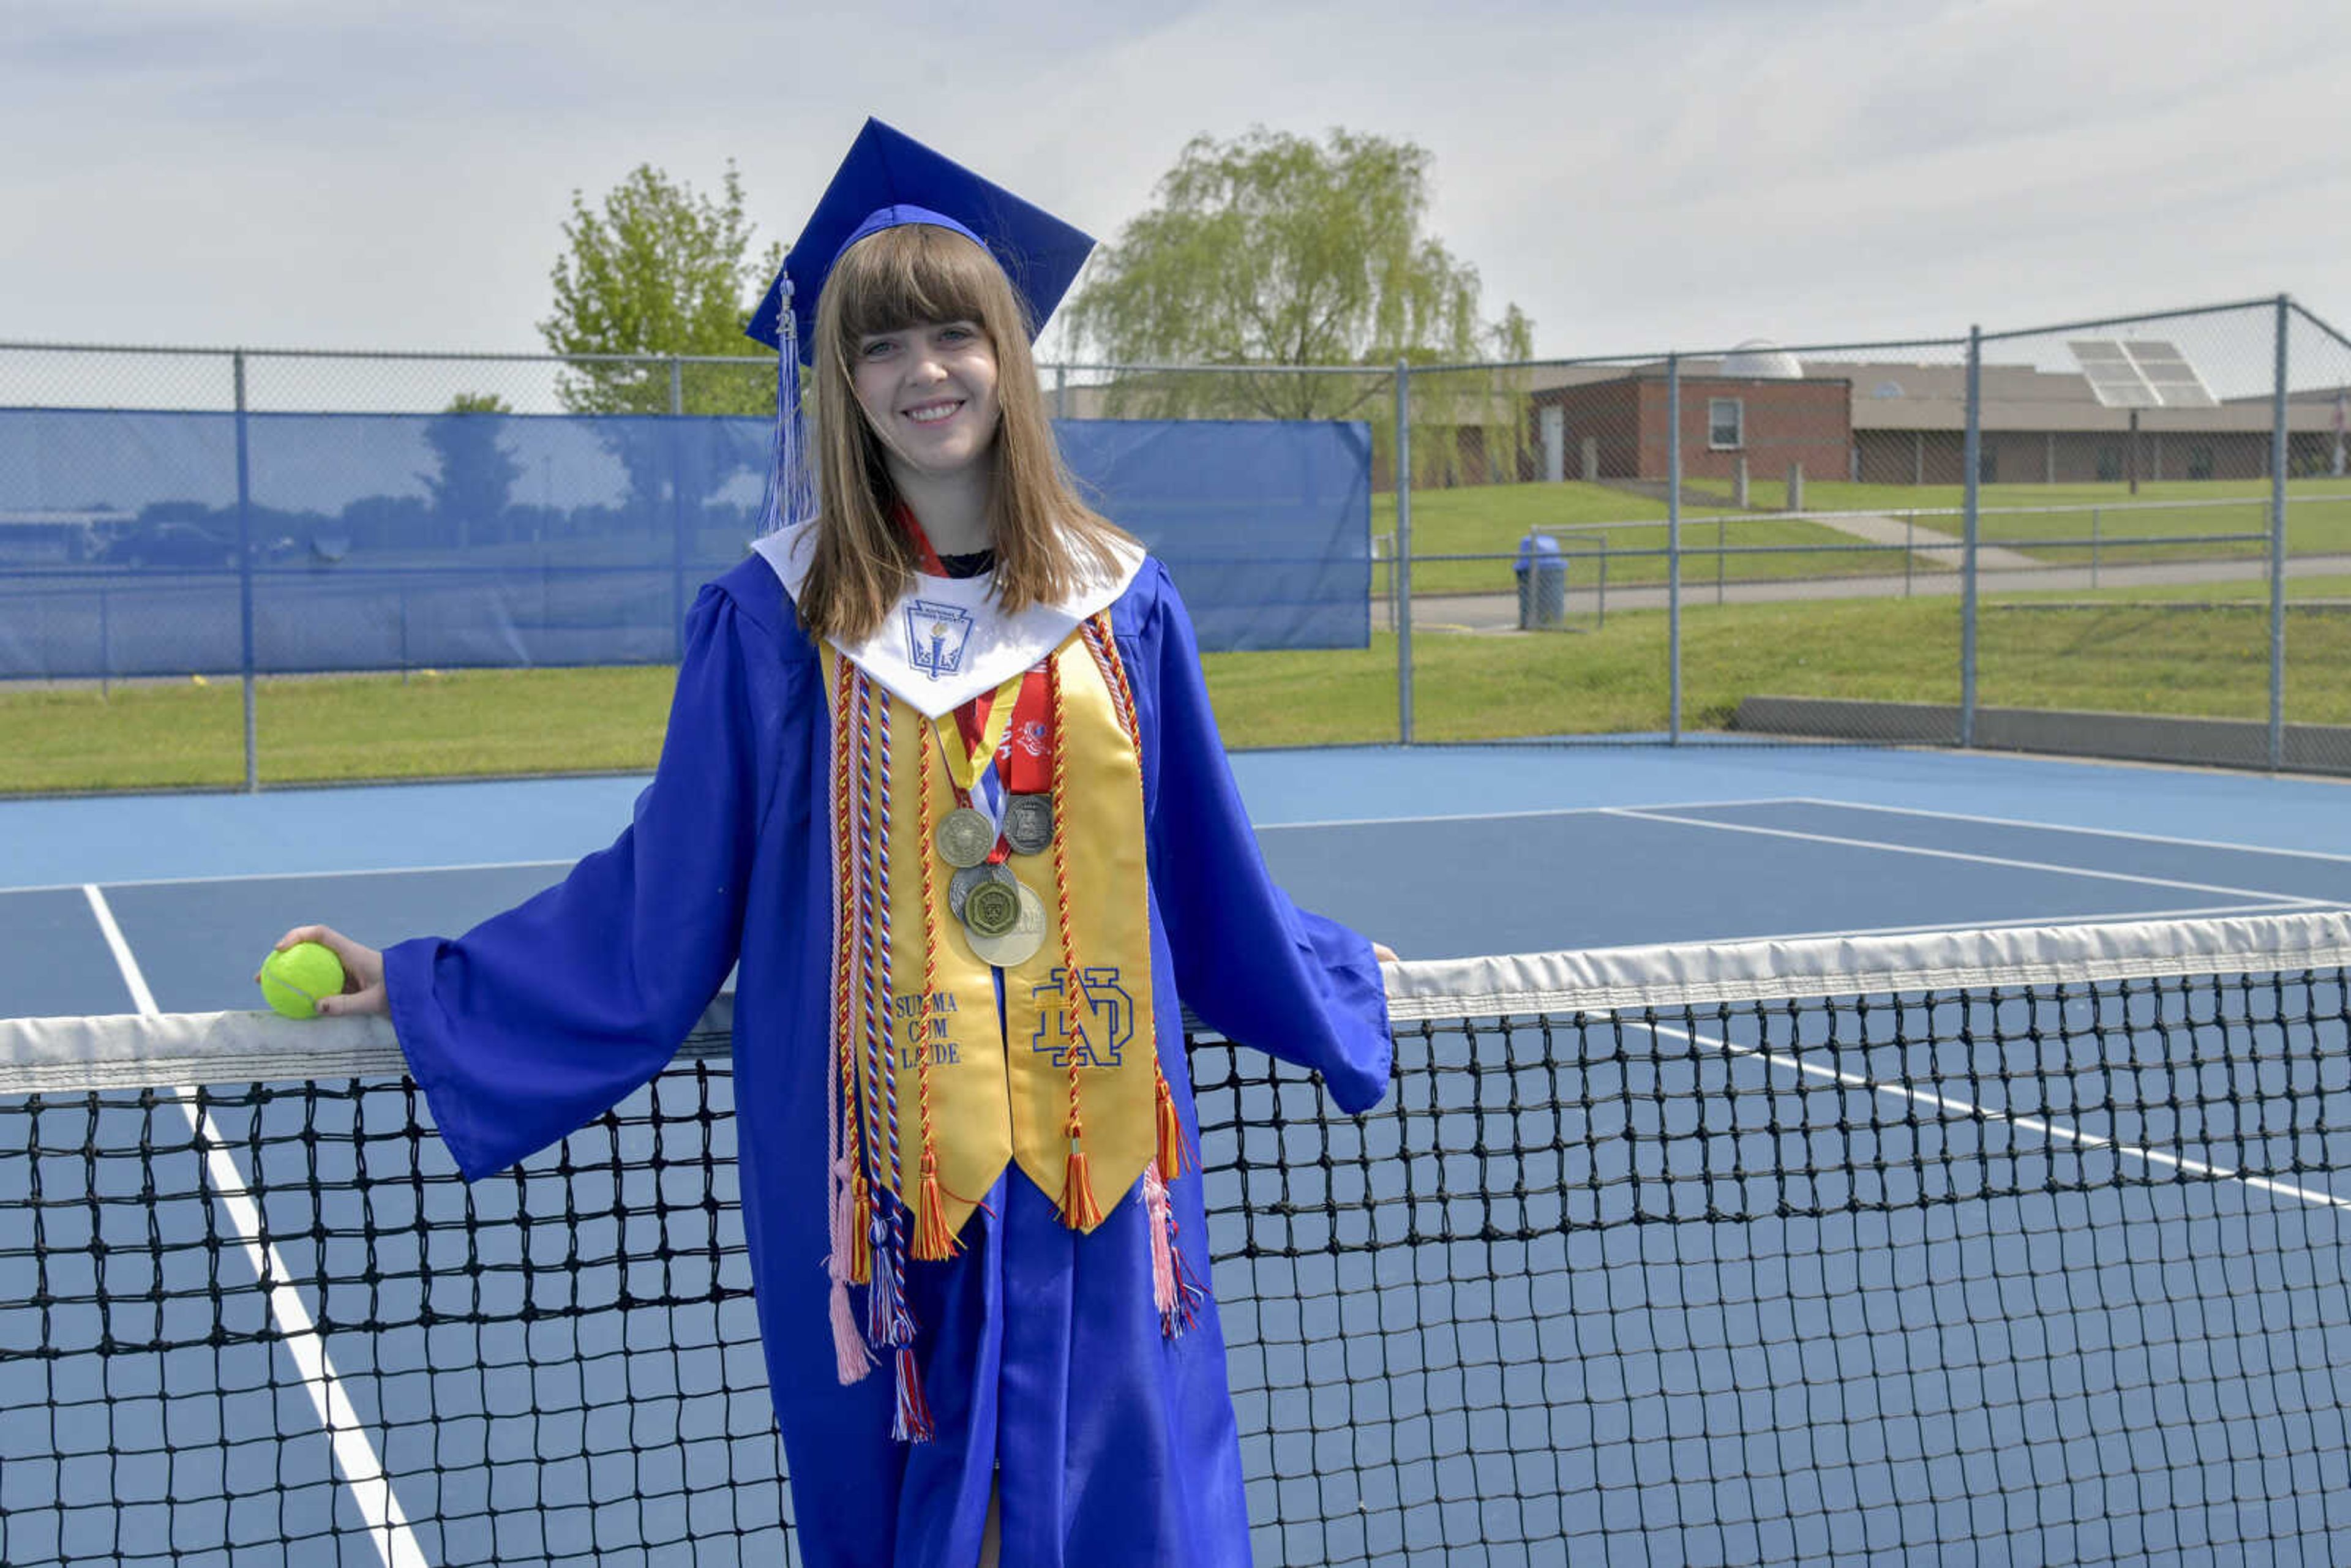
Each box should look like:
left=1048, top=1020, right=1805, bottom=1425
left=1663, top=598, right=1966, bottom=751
left=1, top=667, right=681, bottom=794
left=13, top=583, right=2332, bottom=790
left=9, top=578, right=2345, bottom=793
left=1203, top=594, right=2350, bottom=748
left=1379, top=477, right=2351, bottom=596
left=1372, top=481, right=1921, bottom=596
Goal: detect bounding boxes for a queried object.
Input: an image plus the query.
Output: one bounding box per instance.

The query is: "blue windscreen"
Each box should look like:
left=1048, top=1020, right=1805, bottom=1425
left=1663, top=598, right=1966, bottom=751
left=0, top=409, right=1370, bottom=679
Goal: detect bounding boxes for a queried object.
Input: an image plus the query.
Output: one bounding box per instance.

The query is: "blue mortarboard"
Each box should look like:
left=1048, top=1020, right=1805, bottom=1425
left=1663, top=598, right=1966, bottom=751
left=746, top=118, right=1095, bottom=360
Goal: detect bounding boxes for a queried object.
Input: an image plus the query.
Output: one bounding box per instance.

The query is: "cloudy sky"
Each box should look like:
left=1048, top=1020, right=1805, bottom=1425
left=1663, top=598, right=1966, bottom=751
left=7, top=0, right=2347, bottom=364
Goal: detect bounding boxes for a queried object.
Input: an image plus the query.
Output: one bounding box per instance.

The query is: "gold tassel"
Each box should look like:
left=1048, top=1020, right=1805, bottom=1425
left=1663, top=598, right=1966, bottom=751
left=912, top=1150, right=961, bottom=1261
left=1061, top=1136, right=1105, bottom=1231
left=849, top=1168, right=874, bottom=1285
left=1155, top=1068, right=1186, bottom=1180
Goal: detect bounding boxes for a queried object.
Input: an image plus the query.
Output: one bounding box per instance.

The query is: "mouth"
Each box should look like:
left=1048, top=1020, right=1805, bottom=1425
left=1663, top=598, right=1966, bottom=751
left=901, top=399, right=964, bottom=426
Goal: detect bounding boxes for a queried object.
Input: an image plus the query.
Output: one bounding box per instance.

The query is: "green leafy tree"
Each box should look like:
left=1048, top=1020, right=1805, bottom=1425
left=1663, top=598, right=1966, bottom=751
left=539, top=163, right=781, bottom=518
left=540, top=162, right=780, bottom=416
left=1068, top=129, right=1534, bottom=486
left=421, top=392, right=521, bottom=548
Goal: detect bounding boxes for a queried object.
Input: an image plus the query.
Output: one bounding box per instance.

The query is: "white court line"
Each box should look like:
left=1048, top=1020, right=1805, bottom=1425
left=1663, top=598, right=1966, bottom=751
left=1650, top=1011, right=2351, bottom=1215
left=1255, top=796, right=1807, bottom=833
left=0, top=797, right=1812, bottom=893
left=1780, top=797, right=2351, bottom=868
left=1604, top=806, right=2332, bottom=909
left=79, top=885, right=426, bottom=1568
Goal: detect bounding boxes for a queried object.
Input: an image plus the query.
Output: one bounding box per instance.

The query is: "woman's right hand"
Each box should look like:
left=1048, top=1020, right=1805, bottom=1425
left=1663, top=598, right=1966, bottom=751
left=264, top=925, right=389, bottom=1018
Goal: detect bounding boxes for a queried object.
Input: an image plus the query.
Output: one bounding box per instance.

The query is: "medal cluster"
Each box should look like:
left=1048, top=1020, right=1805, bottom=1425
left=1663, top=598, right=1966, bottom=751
left=923, top=638, right=1062, bottom=967
left=934, top=795, right=1054, bottom=964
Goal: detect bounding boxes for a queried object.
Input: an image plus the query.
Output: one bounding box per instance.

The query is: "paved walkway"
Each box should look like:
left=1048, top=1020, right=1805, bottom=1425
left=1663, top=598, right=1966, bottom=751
left=1382, top=553, right=2351, bottom=633
left=1803, top=511, right=2041, bottom=571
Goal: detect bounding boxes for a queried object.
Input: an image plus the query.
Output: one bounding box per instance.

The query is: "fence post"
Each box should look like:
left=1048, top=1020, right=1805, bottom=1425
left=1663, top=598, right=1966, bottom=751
left=670, top=356, right=688, bottom=661
left=1961, top=326, right=1981, bottom=749
left=2270, top=294, right=2290, bottom=770
left=1395, top=360, right=1414, bottom=745
left=1667, top=353, right=1681, bottom=743
left=234, top=349, right=258, bottom=792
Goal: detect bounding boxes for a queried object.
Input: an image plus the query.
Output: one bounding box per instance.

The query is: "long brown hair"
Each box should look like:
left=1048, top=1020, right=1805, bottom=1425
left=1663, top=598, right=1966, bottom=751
left=796, top=223, right=1131, bottom=643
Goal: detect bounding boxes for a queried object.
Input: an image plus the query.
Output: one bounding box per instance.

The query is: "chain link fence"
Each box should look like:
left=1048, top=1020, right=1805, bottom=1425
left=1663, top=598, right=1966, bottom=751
left=4, top=294, right=2345, bottom=791
left=1388, top=296, right=2350, bottom=774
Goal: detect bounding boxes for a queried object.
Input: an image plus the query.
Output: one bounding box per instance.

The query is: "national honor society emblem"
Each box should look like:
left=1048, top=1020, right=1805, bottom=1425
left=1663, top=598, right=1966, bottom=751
left=905, top=598, right=974, bottom=678
left=1030, top=966, right=1134, bottom=1068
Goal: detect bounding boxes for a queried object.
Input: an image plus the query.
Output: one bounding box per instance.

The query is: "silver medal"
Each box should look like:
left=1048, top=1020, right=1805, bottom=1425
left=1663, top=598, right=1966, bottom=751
left=1000, top=792, right=1054, bottom=856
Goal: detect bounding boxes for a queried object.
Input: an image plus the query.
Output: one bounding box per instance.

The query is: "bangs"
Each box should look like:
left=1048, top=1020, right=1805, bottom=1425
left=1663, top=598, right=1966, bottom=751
left=829, top=225, right=1028, bottom=346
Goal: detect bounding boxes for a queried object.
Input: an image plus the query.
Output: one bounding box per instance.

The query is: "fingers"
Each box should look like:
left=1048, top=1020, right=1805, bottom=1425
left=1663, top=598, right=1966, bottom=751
left=1373, top=942, right=1400, bottom=963
left=276, top=925, right=382, bottom=972
left=313, top=983, right=390, bottom=1019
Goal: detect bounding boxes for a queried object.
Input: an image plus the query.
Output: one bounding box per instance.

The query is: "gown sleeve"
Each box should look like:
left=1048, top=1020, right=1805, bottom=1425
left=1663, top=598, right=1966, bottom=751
left=383, top=580, right=792, bottom=1179
left=1138, top=568, right=1393, bottom=1115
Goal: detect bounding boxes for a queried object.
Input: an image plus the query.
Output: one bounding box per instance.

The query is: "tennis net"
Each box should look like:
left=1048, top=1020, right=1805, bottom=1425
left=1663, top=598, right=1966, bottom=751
left=4, top=909, right=2349, bottom=1566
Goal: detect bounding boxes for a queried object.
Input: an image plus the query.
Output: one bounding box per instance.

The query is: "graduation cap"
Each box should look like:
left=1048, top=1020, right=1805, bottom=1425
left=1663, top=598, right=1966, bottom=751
left=749, top=119, right=1093, bottom=536
left=746, top=118, right=1095, bottom=361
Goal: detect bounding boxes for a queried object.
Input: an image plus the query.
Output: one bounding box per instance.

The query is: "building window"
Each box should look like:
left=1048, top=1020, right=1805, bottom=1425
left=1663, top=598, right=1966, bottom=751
left=2188, top=445, right=2216, bottom=481
left=2096, top=445, right=2122, bottom=482
left=1708, top=399, right=1743, bottom=450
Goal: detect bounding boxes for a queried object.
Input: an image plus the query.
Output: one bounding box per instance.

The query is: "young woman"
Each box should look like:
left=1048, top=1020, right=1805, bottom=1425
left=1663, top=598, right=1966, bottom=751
left=280, top=121, right=1392, bottom=1568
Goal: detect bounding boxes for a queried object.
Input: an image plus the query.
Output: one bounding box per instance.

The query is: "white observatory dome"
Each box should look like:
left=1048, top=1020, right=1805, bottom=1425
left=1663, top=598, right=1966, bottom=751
left=1720, top=339, right=1804, bottom=380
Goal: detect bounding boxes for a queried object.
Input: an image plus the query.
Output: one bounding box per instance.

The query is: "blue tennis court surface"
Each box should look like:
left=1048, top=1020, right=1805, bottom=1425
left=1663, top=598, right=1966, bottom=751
left=6, top=745, right=2347, bottom=1016
left=4, top=744, right=2350, bottom=1566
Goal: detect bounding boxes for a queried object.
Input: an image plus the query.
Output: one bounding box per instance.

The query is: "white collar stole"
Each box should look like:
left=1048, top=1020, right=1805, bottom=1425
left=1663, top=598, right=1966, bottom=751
left=754, top=519, right=1144, bottom=719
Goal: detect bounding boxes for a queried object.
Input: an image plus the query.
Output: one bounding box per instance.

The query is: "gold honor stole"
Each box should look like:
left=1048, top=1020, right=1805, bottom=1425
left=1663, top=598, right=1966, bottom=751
left=823, top=617, right=1161, bottom=1264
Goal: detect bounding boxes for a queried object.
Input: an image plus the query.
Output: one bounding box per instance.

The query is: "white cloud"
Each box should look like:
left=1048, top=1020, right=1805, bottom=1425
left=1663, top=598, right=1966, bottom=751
left=3, top=0, right=2347, bottom=361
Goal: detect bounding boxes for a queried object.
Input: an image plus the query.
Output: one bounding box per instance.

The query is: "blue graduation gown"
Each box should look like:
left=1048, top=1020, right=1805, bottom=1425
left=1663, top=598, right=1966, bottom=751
left=384, top=552, right=1393, bottom=1568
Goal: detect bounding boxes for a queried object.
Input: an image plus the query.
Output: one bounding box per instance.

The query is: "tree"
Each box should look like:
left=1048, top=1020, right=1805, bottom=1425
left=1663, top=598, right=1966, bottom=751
left=421, top=392, right=522, bottom=549
left=1068, top=129, right=1531, bottom=416
left=539, top=163, right=782, bottom=519
left=539, top=162, right=781, bottom=419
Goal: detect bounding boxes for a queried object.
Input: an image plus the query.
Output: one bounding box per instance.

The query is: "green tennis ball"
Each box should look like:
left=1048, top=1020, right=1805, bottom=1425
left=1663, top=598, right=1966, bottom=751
left=260, top=941, right=344, bottom=1020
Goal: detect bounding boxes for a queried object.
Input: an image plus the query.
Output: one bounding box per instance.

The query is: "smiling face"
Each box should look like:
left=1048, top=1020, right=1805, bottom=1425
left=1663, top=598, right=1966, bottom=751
left=851, top=319, right=1003, bottom=481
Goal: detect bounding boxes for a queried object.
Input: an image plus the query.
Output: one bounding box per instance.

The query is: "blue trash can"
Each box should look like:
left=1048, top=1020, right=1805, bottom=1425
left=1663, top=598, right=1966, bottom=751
left=1515, top=531, right=1566, bottom=629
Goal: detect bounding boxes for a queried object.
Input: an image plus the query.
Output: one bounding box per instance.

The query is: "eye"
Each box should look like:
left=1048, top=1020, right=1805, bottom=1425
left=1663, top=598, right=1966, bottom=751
left=859, top=336, right=899, bottom=359
left=937, top=324, right=977, bottom=345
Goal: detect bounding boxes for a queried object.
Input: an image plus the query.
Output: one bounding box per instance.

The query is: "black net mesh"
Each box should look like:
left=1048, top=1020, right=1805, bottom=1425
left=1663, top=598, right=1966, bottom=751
left=4, top=945, right=2350, bottom=1564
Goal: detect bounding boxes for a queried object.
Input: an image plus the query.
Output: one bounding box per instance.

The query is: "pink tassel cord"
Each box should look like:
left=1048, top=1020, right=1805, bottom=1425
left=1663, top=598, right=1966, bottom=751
left=825, top=1119, right=871, bottom=1384
left=828, top=1153, right=874, bottom=1384
left=1144, top=1163, right=1177, bottom=1321
left=1145, top=1162, right=1204, bottom=1339
left=830, top=1275, right=872, bottom=1384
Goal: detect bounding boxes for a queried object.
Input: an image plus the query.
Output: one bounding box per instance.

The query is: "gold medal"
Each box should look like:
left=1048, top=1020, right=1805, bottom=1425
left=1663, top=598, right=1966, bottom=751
left=965, top=881, right=1048, bottom=969
left=962, top=876, right=1022, bottom=937
left=935, top=807, right=996, bottom=868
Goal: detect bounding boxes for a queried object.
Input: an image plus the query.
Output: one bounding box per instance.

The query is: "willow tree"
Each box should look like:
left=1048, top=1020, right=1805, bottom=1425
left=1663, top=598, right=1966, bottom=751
left=1067, top=128, right=1532, bottom=481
